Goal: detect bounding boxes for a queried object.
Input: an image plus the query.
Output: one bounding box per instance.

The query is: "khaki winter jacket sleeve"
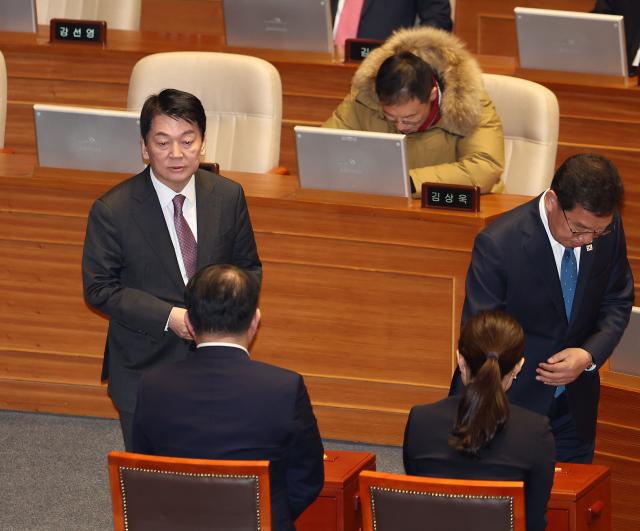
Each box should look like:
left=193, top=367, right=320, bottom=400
left=408, top=93, right=504, bottom=194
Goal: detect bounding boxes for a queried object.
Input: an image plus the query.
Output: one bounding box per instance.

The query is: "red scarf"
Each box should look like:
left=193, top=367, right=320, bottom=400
left=417, top=78, right=441, bottom=132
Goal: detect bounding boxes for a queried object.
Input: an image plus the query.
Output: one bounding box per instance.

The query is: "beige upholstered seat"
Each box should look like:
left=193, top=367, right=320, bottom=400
left=127, top=52, right=283, bottom=173
left=36, top=0, right=141, bottom=30
left=108, top=451, right=271, bottom=531
left=359, top=470, right=525, bottom=531
left=0, top=51, right=6, bottom=149
left=483, top=74, right=559, bottom=196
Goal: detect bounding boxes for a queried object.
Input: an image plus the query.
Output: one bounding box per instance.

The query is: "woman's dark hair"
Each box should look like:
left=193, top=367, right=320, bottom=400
left=449, top=310, right=525, bottom=457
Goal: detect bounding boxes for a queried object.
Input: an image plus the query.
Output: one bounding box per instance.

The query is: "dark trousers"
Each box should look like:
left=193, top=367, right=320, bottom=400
left=118, top=410, right=135, bottom=452
left=549, top=392, right=595, bottom=463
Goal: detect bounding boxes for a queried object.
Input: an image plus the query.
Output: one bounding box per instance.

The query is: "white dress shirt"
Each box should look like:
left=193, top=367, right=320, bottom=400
left=538, top=190, right=581, bottom=278
left=150, top=169, right=198, bottom=286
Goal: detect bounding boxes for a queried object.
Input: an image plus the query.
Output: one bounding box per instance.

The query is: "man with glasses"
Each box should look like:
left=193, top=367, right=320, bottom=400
left=324, top=26, right=505, bottom=195
left=452, top=153, right=633, bottom=463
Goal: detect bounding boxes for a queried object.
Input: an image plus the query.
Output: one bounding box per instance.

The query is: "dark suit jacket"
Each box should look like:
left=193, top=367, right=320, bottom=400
left=453, top=195, right=633, bottom=442
left=331, top=0, right=452, bottom=41
left=82, top=167, right=261, bottom=413
left=593, top=0, right=639, bottom=72
left=132, top=345, right=325, bottom=531
left=403, top=397, right=555, bottom=531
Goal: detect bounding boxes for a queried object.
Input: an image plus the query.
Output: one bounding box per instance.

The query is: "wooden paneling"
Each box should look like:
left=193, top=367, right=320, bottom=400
left=454, top=0, right=596, bottom=54
left=477, top=15, right=517, bottom=56
left=0, top=155, right=525, bottom=447
left=140, top=0, right=223, bottom=36
left=593, top=454, right=640, bottom=531
left=2, top=15, right=640, bottom=529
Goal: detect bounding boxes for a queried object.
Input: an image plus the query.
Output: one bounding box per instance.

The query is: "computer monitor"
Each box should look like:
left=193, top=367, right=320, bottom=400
left=223, top=0, right=333, bottom=53
left=515, top=7, right=628, bottom=77
left=0, top=0, right=37, bottom=33
left=295, top=125, right=410, bottom=198
left=609, top=306, right=640, bottom=377
left=34, top=103, right=145, bottom=174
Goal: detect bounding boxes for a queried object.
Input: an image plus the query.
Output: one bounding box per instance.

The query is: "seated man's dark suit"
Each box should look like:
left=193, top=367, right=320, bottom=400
left=82, top=167, right=262, bottom=419
left=132, top=345, right=325, bottom=531
left=404, top=396, right=555, bottom=531
left=452, top=195, right=633, bottom=456
left=330, top=0, right=452, bottom=41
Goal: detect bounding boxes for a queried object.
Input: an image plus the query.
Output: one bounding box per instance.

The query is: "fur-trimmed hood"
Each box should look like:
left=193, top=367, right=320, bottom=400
left=351, top=27, right=485, bottom=136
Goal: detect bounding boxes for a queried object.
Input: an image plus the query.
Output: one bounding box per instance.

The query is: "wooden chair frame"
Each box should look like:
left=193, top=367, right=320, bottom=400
left=108, top=451, right=271, bottom=531
left=359, top=470, right=525, bottom=531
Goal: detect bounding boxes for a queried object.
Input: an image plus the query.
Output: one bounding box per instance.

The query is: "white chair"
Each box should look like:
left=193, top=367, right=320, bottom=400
left=36, top=0, right=141, bottom=30
left=482, top=74, right=559, bottom=196
left=127, top=52, right=283, bottom=173
left=0, top=51, right=6, bottom=149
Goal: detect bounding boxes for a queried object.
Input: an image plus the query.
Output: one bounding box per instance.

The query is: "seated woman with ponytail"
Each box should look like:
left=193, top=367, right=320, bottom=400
left=403, top=310, right=555, bottom=531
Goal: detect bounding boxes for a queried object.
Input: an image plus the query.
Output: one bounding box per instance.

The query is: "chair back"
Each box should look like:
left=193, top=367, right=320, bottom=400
left=127, top=51, right=283, bottom=173
left=359, top=470, right=525, bottom=531
left=482, top=73, right=559, bottom=196
left=108, top=451, right=271, bottom=531
left=36, top=0, right=141, bottom=30
left=0, top=51, right=6, bottom=149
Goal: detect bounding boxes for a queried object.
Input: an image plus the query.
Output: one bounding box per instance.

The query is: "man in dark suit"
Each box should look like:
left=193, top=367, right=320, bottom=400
left=133, top=264, right=325, bottom=531
left=331, top=0, right=452, bottom=44
left=454, top=154, right=634, bottom=463
left=82, top=89, right=261, bottom=451
left=592, top=0, right=639, bottom=74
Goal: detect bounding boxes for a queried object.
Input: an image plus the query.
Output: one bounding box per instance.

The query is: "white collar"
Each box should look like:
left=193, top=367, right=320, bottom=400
left=149, top=168, right=197, bottom=209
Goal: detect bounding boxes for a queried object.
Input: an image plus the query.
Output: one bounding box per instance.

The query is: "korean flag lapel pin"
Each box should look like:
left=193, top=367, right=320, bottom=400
left=586, top=243, right=593, bottom=252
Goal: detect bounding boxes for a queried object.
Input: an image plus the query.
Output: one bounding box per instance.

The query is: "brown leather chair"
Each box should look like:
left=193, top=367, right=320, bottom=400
left=108, top=451, right=271, bottom=531
left=359, top=470, right=525, bottom=531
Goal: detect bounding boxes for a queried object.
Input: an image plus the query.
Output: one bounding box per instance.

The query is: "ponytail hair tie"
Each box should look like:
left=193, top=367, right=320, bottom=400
left=486, top=352, right=499, bottom=360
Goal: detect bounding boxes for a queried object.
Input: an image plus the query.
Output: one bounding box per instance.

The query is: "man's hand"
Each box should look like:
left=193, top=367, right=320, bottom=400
left=168, top=307, right=192, bottom=340
left=536, top=347, right=593, bottom=386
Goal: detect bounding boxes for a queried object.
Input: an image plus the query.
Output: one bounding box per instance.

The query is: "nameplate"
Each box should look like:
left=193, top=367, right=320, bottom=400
left=50, top=19, right=107, bottom=45
left=421, top=182, right=480, bottom=212
left=344, top=38, right=383, bottom=63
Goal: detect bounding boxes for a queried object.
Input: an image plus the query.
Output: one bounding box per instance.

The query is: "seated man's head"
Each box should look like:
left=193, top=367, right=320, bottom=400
left=140, top=88, right=207, bottom=192
left=185, top=264, right=261, bottom=347
left=375, top=51, right=438, bottom=134
left=545, top=153, right=623, bottom=248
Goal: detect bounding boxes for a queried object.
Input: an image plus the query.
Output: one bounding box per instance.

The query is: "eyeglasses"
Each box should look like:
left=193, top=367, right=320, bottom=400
left=562, top=209, right=613, bottom=238
left=383, top=115, right=422, bottom=127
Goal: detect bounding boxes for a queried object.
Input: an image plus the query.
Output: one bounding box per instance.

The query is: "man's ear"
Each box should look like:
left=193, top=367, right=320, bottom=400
left=140, top=137, right=149, bottom=161
left=429, top=85, right=438, bottom=103
left=247, top=308, right=261, bottom=343
left=185, top=311, right=196, bottom=339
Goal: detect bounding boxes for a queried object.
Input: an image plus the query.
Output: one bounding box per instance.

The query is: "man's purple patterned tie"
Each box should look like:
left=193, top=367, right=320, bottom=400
left=172, top=194, right=197, bottom=279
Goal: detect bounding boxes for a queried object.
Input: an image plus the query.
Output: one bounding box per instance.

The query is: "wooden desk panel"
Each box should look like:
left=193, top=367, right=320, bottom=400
left=454, top=0, right=596, bottom=56
left=0, top=155, right=526, bottom=445
left=549, top=463, right=611, bottom=531
left=1, top=25, right=640, bottom=525
left=0, top=157, right=639, bottom=529
left=297, top=450, right=376, bottom=531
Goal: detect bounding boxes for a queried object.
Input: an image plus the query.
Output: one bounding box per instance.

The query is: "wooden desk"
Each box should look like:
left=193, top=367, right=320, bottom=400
left=0, top=153, right=525, bottom=440
left=0, top=157, right=638, bottom=529
left=297, top=450, right=376, bottom=531
left=549, top=463, right=611, bottom=531
left=2, top=26, right=640, bottom=294
left=297, top=453, right=610, bottom=531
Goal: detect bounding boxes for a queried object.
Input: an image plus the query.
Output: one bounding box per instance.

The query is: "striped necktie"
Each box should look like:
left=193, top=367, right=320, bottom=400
left=172, top=194, right=197, bottom=279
